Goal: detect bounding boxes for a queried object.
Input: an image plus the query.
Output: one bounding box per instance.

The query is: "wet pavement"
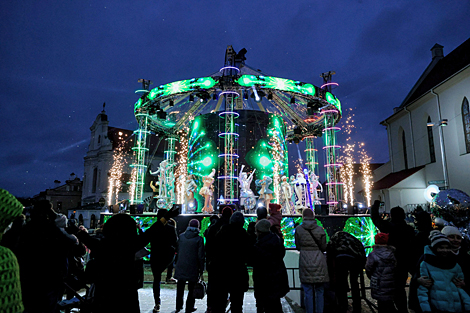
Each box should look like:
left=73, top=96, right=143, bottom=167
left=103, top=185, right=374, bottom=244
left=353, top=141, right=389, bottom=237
left=138, top=287, right=294, bottom=313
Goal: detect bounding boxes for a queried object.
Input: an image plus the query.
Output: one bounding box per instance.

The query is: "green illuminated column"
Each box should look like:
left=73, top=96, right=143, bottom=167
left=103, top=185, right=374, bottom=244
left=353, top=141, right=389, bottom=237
left=131, top=113, right=150, bottom=204
left=164, top=135, right=177, bottom=204
left=323, top=112, right=341, bottom=212
left=222, top=93, right=238, bottom=202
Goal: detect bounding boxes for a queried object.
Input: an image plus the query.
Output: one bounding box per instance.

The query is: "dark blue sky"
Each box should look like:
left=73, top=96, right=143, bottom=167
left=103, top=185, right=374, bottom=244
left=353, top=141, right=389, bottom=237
left=1, top=1, right=469, bottom=198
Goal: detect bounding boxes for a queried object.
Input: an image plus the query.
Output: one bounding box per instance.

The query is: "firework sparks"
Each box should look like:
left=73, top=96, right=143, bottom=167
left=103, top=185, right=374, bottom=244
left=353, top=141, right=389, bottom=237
left=360, top=147, right=373, bottom=207
left=108, top=145, right=127, bottom=205
left=175, top=130, right=189, bottom=204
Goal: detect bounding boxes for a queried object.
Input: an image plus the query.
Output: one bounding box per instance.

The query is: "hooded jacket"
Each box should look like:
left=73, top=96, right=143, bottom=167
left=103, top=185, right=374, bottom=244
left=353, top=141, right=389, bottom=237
left=365, top=245, right=396, bottom=301
left=295, top=218, right=329, bottom=284
left=418, top=245, right=470, bottom=313
left=174, top=227, right=205, bottom=282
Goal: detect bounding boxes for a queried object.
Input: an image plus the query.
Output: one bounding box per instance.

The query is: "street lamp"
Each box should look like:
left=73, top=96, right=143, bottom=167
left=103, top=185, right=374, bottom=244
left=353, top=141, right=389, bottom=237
left=427, top=119, right=449, bottom=189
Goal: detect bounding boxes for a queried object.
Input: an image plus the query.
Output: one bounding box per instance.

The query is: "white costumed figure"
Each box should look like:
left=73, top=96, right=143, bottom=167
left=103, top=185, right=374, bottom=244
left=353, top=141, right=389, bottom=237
left=238, top=165, right=256, bottom=205
left=258, top=176, right=274, bottom=209
left=309, top=171, right=323, bottom=203
left=280, top=176, right=294, bottom=214
left=199, top=168, right=216, bottom=213
left=184, top=174, right=197, bottom=212
left=150, top=160, right=175, bottom=198
left=293, top=173, right=307, bottom=211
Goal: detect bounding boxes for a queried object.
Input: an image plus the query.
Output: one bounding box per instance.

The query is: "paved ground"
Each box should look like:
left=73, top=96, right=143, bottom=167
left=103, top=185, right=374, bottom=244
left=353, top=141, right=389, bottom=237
left=138, top=286, right=294, bottom=313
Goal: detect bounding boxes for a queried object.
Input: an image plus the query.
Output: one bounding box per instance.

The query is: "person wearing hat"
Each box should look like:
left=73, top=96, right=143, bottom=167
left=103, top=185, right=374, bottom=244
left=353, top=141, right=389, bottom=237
left=204, top=208, right=232, bottom=313
left=211, top=211, right=251, bottom=313
left=174, top=219, right=205, bottom=313
left=295, top=208, right=328, bottom=313
left=150, top=209, right=178, bottom=312
left=371, top=200, right=415, bottom=313
left=252, top=219, right=289, bottom=313
left=365, top=233, right=397, bottom=313
left=418, top=230, right=470, bottom=313
left=441, top=226, right=470, bottom=295
left=0, top=189, right=24, bottom=313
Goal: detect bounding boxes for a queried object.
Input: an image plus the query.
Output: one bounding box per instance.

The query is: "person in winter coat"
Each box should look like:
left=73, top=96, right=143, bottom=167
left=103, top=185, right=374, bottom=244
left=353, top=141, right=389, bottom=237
left=211, top=212, right=250, bottom=313
left=247, top=206, right=268, bottom=248
left=371, top=200, right=414, bottom=313
left=441, top=226, right=470, bottom=295
left=365, top=233, right=397, bottom=313
left=17, top=200, right=77, bottom=313
left=151, top=209, right=178, bottom=313
left=75, top=208, right=179, bottom=313
left=295, top=208, right=328, bottom=313
left=174, top=219, right=205, bottom=313
left=253, top=219, right=289, bottom=313
left=418, top=230, right=470, bottom=313
left=205, top=207, right=232, bottom=313
left=326, top=231, right=366, bottom=313
left=0, top=189, right=24, bottom=313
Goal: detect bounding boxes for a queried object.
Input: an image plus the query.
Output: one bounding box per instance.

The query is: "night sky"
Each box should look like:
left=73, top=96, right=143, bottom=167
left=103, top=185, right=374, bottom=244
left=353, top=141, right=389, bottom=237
left=1, top=1, right=469, bottom=198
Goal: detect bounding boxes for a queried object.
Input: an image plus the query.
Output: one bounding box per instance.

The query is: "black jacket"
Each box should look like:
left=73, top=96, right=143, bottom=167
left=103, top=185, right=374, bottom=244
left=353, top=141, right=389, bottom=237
left=211, top=223, right=251, bottom=292
left=252, top=232, right=290, bottom=299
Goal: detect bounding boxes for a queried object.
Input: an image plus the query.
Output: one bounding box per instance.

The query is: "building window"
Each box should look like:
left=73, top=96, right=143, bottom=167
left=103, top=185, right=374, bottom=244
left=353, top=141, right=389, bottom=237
left=92, top=168, right=98, bottom=193
left=402, top=131, right=408, bottom=170
left=463, top=97, right=470, bottom=153
left=90, top=214, right=96, bottom=229
left=427, top=117, right=436, bottom=163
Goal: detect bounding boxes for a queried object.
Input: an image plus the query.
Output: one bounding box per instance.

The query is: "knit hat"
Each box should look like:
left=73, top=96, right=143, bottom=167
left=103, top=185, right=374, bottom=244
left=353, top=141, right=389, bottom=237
left=269, top=203, right=281, bottom=214
left=189, top=219, right=200, bottom=229
left=375, top=233, right=389, bottom=245
left=230, top=211, right=245, bottom=225
left=255, top=219, right=271, bottom=233
left=429, top=230, right=450, bottom=248
left=441, top=226, right=462, bottom=238
left=256, top=207, right=268, bottom=220
left=221, top=206, right=233, bottom=219
left=0, top=189, right=24, bottom=232
left=302, top=208, right=315, bottom=220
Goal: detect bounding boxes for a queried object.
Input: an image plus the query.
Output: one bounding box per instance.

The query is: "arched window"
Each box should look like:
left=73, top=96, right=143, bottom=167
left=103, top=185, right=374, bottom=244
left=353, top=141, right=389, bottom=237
left=463, top=97, right=470, bottom=153
left=90, top=214, right=96, bottom=229
left=402, top=131, right=408, bottom=170
left=92, top=168, right=98, bottom=193
left=427, top=116, right=436, bottom=163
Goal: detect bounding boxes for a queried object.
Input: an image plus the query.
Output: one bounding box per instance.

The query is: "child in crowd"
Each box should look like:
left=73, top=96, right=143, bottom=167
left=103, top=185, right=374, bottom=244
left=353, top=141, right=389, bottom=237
left=365, top=233, right=397, bottom=313
left=418, top=230, right=470, bottom=313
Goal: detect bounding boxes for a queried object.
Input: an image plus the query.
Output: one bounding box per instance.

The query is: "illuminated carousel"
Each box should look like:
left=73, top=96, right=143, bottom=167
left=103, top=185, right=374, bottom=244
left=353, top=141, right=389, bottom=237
left=104, top=46, right=378, bottom=250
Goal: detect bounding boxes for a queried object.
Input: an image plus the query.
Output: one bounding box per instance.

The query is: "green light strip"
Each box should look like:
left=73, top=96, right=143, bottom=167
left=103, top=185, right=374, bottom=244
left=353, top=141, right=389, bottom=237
left=236, top=75, right=316, bottom=96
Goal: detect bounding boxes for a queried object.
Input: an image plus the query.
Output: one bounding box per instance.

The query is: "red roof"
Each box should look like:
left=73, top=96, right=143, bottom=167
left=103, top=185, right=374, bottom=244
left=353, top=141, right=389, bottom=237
left=372, top=166, right=425, bottom=190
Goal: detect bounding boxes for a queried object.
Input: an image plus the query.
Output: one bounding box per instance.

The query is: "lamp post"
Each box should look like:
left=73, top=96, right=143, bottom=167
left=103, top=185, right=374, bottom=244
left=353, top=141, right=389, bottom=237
left=427, top=119, right=449, bottom=189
